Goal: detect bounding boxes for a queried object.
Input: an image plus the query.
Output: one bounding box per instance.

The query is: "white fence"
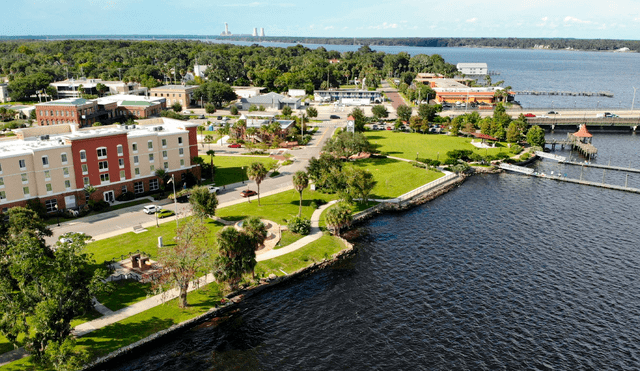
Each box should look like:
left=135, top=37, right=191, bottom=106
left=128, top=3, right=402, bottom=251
left=391, top=173, right=459, bottom=203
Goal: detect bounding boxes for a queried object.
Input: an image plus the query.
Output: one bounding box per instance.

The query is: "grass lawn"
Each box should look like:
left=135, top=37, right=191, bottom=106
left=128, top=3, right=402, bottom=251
left=216, top=189, right=336, bottom=225
left=318, top=201, right=379, bottom=229
left=200, top=155, right=278, bottom=186
left=256, top=233, right=345, bottom=277
left=96, top=281, right=153, bottom=312
left=86, top=219, right=225, bottom=264
left=275, top=230, right=305, bottom=249
left=0, top=335, right=14, bottom=356
left=364, top=131, right=506, bottom=162
left=345, top=157, right=443, bottom=199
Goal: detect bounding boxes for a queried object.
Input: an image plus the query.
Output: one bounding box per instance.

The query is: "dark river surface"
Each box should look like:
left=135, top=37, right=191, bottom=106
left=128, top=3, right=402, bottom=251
left=103, top=134, right=640, bottom=371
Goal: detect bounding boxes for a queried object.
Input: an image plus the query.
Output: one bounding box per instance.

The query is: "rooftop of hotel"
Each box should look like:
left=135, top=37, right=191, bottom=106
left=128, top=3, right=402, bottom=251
left=0, top=118, right=196, bottom=158
left=149, top=85, right=197, bottom=90
left=36, top=98, right=93, bottom=107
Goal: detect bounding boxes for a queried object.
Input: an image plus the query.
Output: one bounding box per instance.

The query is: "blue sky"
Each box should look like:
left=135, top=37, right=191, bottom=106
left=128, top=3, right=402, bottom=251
left=2, top=0, right=640, bottom=39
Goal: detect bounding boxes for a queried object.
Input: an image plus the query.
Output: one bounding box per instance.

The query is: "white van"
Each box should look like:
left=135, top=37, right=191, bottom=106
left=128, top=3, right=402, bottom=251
left=596, top=113, right=605, bottom=118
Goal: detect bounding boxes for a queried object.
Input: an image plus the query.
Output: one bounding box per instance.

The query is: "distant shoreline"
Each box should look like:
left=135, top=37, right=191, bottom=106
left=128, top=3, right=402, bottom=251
left=0, top=35, right=637, bottom=53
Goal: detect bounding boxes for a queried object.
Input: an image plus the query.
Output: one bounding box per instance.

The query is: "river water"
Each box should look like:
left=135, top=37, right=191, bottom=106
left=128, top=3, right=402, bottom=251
left=103, top=133, right=640, bottom=371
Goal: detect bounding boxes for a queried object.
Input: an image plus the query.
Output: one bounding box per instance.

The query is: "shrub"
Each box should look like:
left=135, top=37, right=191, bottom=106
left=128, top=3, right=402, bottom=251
left=443, top=157, right=458, bottom=166
left=519, top=152, right=531, bottom=161
left=510, top=144, right=523, bottom=155
left=282, top=160, right=293, bottom=166
left=495, top=152, right=511, bottom=160
left=469, top=153, right=484, bottom=162
left=205, top=103, right=216, bottom=114
left=230, top=106, right=239, bottom=115
left=116, top=191, right=135, bottom=201
left=310, top=201, right=318, bottom=209
left=248, top=105, right=258, bottom=112
left=88, top=199, right=109, bottom=212
left=288, top=216, right=311, bottom=235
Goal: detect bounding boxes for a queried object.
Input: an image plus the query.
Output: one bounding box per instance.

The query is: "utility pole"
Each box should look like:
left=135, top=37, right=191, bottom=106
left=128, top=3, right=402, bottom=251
left=632, top=87, right=637, bottom=111
left=118, top=68, right=122, bottom=81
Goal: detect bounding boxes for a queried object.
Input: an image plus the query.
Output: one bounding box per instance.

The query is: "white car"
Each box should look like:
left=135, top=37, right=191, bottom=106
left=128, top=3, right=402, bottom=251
left=208, top=186, right=222, bottom=194
left=143, top=205, right=162, bottom=214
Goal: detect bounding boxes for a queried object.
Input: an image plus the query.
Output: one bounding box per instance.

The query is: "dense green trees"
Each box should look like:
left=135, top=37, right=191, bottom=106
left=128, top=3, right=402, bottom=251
left=526, top=125, right=546, bottom=147
left=371, top=104, right=389, bottom=120
left=322, top=130, right=375, bottom=158
left=192, top=81, right=236, bottom=107
left=349, top=107, right=367, bottom=132
left=0, top=207, right=108, bottom=368
left=396, top=104, right=412, bottom=123
left=189, top=186, right=219, bottom=219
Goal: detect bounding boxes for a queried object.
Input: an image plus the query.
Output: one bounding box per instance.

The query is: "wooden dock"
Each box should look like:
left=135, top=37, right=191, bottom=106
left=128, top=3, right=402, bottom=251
left=534, top=173, right=640, bottom=194
left=558, top=161, right=640, bottom=174
left=514, top=90, right=614, bottom=97
left=545, top=136, right=597, bottom=158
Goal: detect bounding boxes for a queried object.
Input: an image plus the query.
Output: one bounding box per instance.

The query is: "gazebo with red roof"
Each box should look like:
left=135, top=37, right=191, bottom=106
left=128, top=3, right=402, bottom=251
left=571, top=124, right=593, bottom=143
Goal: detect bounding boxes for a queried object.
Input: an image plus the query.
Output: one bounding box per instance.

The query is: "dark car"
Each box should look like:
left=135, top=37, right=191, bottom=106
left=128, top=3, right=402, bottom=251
left=217, top=116, right=223, bottom=120
left=240, top=189, right=257, bottom=198
left=329, top=115, right=340, bottom=119
left=547, top=111, right=560, bottom=115
left=228, top=144, right=242, bottom=148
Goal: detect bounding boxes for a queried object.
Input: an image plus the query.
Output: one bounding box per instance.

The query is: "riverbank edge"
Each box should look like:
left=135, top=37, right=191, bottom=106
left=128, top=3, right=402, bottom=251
left=81, top=172, right=467, bottom=370
left=82, top=239, right=356, bottom=370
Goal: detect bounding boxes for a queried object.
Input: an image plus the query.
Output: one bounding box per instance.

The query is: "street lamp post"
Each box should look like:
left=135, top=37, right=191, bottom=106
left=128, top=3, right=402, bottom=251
left=54, top=204, right=60, bottom=226
left=242, top=166, right=245, bottom=184
left=167, top=174, right=178, bottom=228
left=632, top=87, right=637, bottom=111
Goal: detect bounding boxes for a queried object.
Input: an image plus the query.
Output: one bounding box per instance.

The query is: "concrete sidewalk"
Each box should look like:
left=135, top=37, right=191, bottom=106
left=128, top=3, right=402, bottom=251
left=73, top=199, right=333, bottom=337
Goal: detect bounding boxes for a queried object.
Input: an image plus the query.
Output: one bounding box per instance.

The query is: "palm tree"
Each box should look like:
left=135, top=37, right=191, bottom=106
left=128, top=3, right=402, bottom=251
left=325, top=203, right=352, bottom=236
left=246, top=127, right=257, bottom=143
left=206, top=150, right=215, bottom=182
left=247, top=162, right=268, bottom=206
left=292, top=171, right=309, bottom=217
left=204, top=135, right=214, bottom=151
left=154, top=169, right=168, bottom=192
left=197, top=125, right=205, bottom=148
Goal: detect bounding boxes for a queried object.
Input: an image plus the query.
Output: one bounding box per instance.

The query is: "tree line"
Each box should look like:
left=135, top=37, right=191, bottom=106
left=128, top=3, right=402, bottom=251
left=0, top=40, right=458, bottom=102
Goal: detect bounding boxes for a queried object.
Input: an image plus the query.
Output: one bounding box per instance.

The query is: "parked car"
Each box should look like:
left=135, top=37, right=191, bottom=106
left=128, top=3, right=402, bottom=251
left=240, top=189, right=257, bottom=198
left=329, top=115, right=340, bottom=119
left=217, top=116, right=223, bottom=120
left=605, top=113, right=619, bottom=118
left=157, top=209, right=175, bottom=218
left=371, top=125, right=378, bottom=130
left=524, top=113, right=536, bottom=117
left=58, top=232, right=77, bottom=244
left=386, top=126, right=392, bottom=130
left=228, top=143, right=242, bottom=148
left=547, top=111, right=560, bottom=115
left=596, top=113, right=605, bottom=118
left=208, top=186, right=222, bottom=194
left=143, top=205, right=162, bottom=214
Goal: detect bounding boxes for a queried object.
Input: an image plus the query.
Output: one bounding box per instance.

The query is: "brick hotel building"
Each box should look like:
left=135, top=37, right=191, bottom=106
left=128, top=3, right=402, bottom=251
left=0, top=118, right=199, bottom=215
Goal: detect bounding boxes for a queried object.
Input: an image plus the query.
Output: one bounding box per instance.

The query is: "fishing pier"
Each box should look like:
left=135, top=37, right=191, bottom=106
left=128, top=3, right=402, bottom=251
left=544, top=125, right=597, bottom=159
left=514, top=90, right=614, bottom=97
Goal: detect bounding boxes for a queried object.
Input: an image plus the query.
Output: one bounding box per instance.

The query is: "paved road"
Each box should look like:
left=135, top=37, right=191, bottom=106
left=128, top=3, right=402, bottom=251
left=46, top=124, right=340, bottom=245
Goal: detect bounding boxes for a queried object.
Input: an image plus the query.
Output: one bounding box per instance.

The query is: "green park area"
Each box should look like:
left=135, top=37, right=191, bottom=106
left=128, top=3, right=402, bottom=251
left=201, top=155, right=278, bottom=186
left=364, top=130, right=505, bottom=162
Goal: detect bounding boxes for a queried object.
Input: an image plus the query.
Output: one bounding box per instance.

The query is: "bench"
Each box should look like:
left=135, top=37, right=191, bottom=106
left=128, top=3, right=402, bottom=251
left=133, top=224, right=147, bottom=234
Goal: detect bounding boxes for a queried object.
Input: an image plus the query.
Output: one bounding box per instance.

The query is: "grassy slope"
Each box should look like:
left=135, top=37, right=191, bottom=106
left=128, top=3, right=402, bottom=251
left=344, top=157, right=443, bottom=199
left=364, top=130, right=506, bottom=162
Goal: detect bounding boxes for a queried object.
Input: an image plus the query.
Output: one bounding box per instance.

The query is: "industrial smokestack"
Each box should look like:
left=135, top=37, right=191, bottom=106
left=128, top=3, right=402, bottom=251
left=252, top=28, right=258, bottom=36
left=225, top=23, right=229, bottom=35
left=260, top=28, right=265, bottom=37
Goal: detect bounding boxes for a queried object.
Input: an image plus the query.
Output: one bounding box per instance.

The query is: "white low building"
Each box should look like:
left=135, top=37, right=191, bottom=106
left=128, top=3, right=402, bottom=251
left=456, top=63, right=488, bottom=75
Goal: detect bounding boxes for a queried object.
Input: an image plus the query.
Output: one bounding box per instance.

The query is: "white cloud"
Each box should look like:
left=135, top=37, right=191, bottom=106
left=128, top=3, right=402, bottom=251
left=369, top=22, right=398, bottom=29
left=324, top=26, right=334, bottom=30
left=541, top=17, right=548, bottom=22
left=466, top=17, right=477, bottom=23
left=564, top=16, right=591, bottom=24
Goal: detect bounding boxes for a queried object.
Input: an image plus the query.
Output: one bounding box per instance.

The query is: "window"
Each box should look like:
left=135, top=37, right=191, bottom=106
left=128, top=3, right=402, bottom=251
left=179, top=148, right=184, bottom=156
left=23, top=187, right=29, bottom=196
left=149, top=178, right=159, bottom=191
left=134, top=181, right=144, bottom=194
left=45, top=199, right=57, bottom=213
left=21, top=173, right=28, bottom=183
left=63, top=167, right=69, bottom=177
left=64, top=180, right=71, bottom=189
left=162, top=150, right=168, bottom=159
left=161, top=139, right=167, bottom=147
left=178, top=136, right=183, bottom=145
left=85, top=191, right=90, bottom=202
left=81, top=164, right=88, bottom=174
left=80, top=150, right=86, bottom=162
left=0, top=191, right=5, bottom=200
left=120, top=170, right=126, bottom=180
left=180, top=159, right=185, bottom=167
left=149, top=154, right=154, bottom=162
left=0, top=177, right=3, bottom=187
left=41, top=156, right=49, bottom=167
left=83, top=177, right=90, bottom=186
left=100, top=173, right=110, bottom=183
left=147, top=140, right=153, bottom=150
left=46, top=183, right=53, bottom=193
left=134, top=168, right=140, bottom=176
left=117, top=145, right=123, bottom=156
left=121, top=185, right=127, bottom=193
left=0, top=163, right=3, bottom=173
left=98, top=161, right=109, bottom=171
left=132, top=143, right=138, bottom=152
left=61, top=153, right=68, bottom=163
left=133, top=156, right=139, bottom=165
left=150, top=165, right=155, bottom=173
left=19, top=159, right=26, bottom=169
left=97, top=148, right=107, bottom=158
left=119, top=158, right=124, bottom=168
left=164, top=162, right=169, bottom=170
